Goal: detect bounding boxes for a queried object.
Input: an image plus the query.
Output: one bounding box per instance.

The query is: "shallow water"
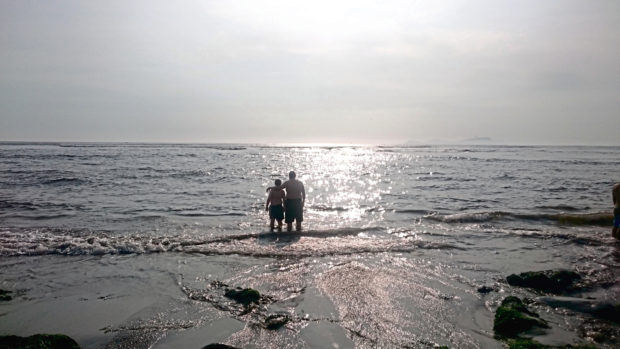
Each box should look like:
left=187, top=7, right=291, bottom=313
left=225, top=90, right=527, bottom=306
left=0, top=143, right=619, bottom=348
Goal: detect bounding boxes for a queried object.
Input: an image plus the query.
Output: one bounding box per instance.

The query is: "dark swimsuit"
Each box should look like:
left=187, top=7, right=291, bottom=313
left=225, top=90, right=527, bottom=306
left=285, top=199, right=303, bottom=223
left=269, top=204, right=284, bottom=221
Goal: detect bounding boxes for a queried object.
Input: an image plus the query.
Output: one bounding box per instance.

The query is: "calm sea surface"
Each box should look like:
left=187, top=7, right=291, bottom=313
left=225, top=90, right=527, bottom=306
left=0, top=143, right=618, bottom=348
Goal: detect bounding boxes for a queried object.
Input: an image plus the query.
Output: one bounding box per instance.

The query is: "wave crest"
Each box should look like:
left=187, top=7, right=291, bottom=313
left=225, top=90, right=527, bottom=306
left=0, top=227, right=460, bottom=257
left=425, top=211, right=613, bottom=226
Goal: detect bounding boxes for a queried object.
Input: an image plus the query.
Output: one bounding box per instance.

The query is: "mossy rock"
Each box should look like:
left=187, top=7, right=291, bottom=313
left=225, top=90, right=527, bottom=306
left=0, top=289, right=12, bottom=301
left=0, top=334, right=80, bottom=349
left=506, top=270, right=580, bottom=294
left=494, top=296, right=549, bottom=338
left=507, top=338, right=597, bottom=349
left=265, top=314, right=290, bottom=330
left=224, top=288, right=260, bottom=306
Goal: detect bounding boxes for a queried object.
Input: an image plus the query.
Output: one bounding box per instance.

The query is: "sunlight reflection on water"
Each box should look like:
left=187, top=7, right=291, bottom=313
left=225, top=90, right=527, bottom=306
left=282, top=147, right=393, bottom=229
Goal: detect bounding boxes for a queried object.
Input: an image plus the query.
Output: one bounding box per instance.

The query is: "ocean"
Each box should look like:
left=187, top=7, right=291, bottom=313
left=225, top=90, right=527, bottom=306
left=0, top=143, right=618, bottom=348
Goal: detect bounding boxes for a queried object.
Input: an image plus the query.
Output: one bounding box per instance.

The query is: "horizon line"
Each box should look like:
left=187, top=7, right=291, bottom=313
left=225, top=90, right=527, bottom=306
left=1, top=140, right=619, bottom=147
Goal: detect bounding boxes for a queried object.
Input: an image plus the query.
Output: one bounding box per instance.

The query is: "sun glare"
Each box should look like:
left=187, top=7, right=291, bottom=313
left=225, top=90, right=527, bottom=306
left=203, top=0, right=415, bottom=46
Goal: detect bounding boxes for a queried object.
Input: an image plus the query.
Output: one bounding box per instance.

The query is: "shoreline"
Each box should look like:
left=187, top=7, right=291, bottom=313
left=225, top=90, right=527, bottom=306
left=1, top=246, right=617, bottom=348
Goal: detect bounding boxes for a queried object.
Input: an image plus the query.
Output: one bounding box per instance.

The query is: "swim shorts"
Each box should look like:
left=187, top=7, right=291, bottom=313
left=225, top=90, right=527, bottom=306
left=269, top=204, right=284, bottom=221
left=614, top=207, right=620, bottom=228
left=285, top=199, right=303, bottom=223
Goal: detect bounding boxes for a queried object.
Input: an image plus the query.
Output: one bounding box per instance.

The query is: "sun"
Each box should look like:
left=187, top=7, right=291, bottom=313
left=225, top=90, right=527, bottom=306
left=203, top=0, right=407, bottom=47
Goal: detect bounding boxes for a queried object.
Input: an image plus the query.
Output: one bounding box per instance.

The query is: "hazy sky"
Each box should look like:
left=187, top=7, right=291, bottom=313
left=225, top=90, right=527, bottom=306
left=1, top=0, right=619, bottom=144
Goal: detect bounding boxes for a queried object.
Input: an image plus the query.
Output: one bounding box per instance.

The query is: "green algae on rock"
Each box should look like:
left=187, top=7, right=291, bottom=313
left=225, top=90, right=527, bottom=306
left=507, top=270, right=581, bottom=294
left=224, top=288, right=261, bottom=306
left=0, top=334, right=80, bottom=349
left=494, top=296, right=549, bottom=338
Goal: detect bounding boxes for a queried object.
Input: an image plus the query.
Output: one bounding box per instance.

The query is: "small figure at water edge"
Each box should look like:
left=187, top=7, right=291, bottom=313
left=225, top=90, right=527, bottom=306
left=266, top=179, right=285, bottom=231
left=268, top=171, right=306, bottom=232
left=613, top=183, right=620, bottom=240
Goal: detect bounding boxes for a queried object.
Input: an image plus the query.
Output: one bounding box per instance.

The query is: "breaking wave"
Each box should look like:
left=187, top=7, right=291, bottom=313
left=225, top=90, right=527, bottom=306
left=424, top=211, right=613, bottom=226
left=0, top=227, right=460, bottom=257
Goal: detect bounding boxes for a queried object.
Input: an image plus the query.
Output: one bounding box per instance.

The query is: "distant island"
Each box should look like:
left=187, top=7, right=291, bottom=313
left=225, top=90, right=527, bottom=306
left=405, top=137, right=494, bottom=145
left=460, top=137, right=493, bottom=144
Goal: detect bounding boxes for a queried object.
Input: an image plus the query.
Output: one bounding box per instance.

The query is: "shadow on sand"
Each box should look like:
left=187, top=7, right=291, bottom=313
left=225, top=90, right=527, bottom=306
left=257, top=231, right=301, bottom=246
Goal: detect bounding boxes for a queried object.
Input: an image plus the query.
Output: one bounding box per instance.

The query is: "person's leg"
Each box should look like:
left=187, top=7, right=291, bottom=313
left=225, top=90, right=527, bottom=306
left=270, top=218, right=275, bottom=231
left=284, top=199, right=294, bottom=232
left=296, top=199, right=303, bottom=231
left=277, top=219, right=283, bottom=231
left=613, top=227, right=619, bottom=240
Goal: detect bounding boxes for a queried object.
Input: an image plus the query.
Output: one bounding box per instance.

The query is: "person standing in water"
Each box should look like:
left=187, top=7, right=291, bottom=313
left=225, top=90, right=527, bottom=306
left=269, top=171, right=306, bottom=232
left=613, top=183, right=620, bottom=240
left=265, top=179, right=285, bottom=231
left=283, top=171, right=306, bottom=232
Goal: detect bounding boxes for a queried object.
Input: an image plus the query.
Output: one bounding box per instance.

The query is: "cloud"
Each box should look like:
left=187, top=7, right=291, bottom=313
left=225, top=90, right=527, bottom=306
left=1, top=0, right=619, bottom=144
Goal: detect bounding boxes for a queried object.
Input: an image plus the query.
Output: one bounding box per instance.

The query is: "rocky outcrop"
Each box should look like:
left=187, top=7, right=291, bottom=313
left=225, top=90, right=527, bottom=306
left=493, top=296, right=548, bottom=338
left=506, top=270, right=580, bottom=294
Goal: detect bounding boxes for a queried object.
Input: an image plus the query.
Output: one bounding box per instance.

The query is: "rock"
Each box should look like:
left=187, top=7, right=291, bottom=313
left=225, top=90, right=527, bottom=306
left=591, top=303, right=620, bottom=323
left=0, top=334, right=81, bottom=349
left=506, top=270, right=580, bottom=294
left=0, top=289, right=12, bottom=301
left=493, top=296, right=549, bottom=338
left=265, top=314, right=290, bottom=330
left=202, top=344, right=240, bottom=349
left=477, top=286, right=494, bottom=294
left=507, top=338, right=596, bottom=349
left=224, top=288, right=260, bottom=306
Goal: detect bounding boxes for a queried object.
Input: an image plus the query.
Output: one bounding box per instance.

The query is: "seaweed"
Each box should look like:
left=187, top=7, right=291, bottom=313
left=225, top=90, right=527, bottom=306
left=494, top=296, right=549, bottom=338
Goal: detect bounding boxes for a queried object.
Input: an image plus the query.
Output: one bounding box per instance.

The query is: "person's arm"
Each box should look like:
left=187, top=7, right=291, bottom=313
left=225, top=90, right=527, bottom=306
left=266, top=181, right=286, bottom=193
left=301, top=183, right=306, bottom=205
left=265, top=193, right=271, bottom=211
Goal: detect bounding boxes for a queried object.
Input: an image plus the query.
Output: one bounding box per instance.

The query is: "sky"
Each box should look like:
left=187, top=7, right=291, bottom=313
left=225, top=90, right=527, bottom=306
left=1, top=0, right=619, bottom=145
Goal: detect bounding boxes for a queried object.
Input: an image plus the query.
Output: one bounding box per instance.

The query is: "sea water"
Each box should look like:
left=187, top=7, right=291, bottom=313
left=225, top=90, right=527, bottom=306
left=0, top=143, right=618, bottom=348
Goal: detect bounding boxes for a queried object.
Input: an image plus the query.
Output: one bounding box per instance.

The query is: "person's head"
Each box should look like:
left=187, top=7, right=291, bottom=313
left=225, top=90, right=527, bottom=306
left=275, top=179, right=281, bottom=186
left=289, top=171, right=296, bottom=179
